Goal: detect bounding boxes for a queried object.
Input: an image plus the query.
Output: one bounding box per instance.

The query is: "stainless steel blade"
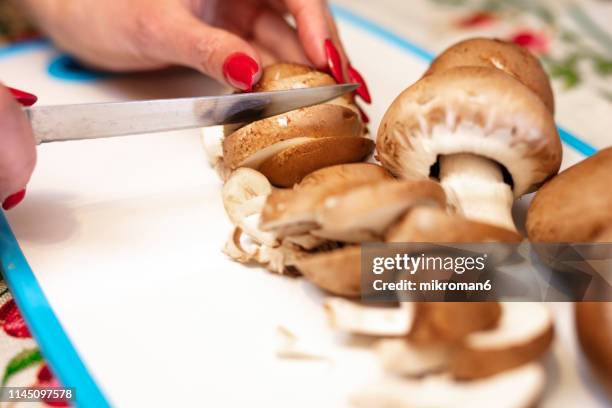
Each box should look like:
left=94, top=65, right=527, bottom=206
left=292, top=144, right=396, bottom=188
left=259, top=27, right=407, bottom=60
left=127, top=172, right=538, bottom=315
left=26, top=83, right=358, bottom=144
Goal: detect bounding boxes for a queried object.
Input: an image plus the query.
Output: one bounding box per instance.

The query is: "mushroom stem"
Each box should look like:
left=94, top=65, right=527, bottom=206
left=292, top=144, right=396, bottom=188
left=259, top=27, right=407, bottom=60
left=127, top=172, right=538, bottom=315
left=439, top=153, right=516, bottom=232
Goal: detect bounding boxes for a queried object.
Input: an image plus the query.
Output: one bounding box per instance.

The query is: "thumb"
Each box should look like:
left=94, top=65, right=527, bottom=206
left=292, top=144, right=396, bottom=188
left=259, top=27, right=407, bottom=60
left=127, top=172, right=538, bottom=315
left=0, top=86, right=36, bottom=207
left=160, top=12, right=262, bottom=91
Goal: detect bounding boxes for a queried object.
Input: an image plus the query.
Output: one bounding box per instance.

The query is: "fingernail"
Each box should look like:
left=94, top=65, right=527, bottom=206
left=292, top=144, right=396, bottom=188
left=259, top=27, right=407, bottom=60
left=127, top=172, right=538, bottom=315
left=357, top=104, right=369, bottom=124
left=2, top=189, right=26, bottom=211
left=223, top=53, right=260, bottom=91
left=324, top=39, right=344, bottom=83
left=6, top=87, right=37, bottom=106
left=348, top=65, right=371, bottom=104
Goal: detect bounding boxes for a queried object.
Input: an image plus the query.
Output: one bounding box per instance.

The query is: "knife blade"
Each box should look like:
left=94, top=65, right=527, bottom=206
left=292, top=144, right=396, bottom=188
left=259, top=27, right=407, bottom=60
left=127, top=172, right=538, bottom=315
left=24, top=83, right=359, bottom=144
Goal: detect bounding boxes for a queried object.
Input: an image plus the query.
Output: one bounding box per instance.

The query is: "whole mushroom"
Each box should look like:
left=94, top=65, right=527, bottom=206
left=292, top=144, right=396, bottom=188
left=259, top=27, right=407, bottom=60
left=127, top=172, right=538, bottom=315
left=425, top=37, right=554, bottom=113
left=377, top=66, right=561, bottom=234
left=526, top=147, right=612, bottom=394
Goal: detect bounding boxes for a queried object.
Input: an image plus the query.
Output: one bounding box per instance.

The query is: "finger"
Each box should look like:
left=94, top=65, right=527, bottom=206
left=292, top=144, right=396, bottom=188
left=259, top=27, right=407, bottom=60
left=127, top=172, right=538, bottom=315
left=253, top=10, right=309, bottom=65
left=283, top=0, right=332, bottom=69
left=0, top=86, right=36, bottom=205
left=145, top=9, right=262, bottom=90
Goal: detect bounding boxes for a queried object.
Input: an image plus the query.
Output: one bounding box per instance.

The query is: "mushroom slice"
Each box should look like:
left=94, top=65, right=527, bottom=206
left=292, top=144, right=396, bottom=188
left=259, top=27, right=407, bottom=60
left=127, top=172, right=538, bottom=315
left=425, top=37, right=554, bottom=113
left=324, top=298, right=413, bottom=336
left=259, top=136, right=375, bottom=187
left=408, top=302, right=501, bottom=345
left=261, top=163, right=392, bottom=237
left=375, top=338, right=450, bottom=377
left=223, top=228, right=303, bottom=274
left=452, top=302, right=554, bottom=380
left=575, top=302, right=612, bottom=393
left=351, top=363, right=546, bottom=408
left=386, top=207, right=522, bottom=244
left=377, top=66, right=560, bottom=232
left=295, top=246, right=362, bottom=297
left=313, top=179, right=446, bottom=242
left=222, top=168, right=277, bottom=246
left=223, top=104, right=363, bottom=170
left=222, top=168, right=271, bottom=224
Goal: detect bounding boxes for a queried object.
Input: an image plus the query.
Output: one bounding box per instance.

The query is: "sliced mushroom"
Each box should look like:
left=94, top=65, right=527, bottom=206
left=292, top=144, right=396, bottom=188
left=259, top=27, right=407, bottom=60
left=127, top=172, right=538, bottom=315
left=452, top=302, right=554, bottom=380
left=222, top=63, right=370, bottom=187
left=324, top=298, right=414, bottom=336
left=377, top=66, right=560, bottom=232
left=425, top=37, right=554, bottom=113
left=221, top=167, right=277, bottom=246
left=223, top=227, right=303, bottom=274
left=260, top=163, right=393, bottom=237
left=258, top=136, right=374, bottom=187
left=575, top=302, right=612, bottom=393
left=407, top=302, right=502, bottom=345
left=351, top=363, right=546, bottom=408
left=295, top=246, right=362, bottom=297
left=313, top=179, right=446, bottom=242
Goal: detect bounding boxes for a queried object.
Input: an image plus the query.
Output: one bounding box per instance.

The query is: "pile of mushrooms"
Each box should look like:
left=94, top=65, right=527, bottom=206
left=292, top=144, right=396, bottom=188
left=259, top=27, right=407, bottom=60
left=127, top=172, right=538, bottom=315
left=203, top=63, right=372, bottom=186
left=201, top=38, right=572, bottom=407
left=326, top=298, right=554, bottom=408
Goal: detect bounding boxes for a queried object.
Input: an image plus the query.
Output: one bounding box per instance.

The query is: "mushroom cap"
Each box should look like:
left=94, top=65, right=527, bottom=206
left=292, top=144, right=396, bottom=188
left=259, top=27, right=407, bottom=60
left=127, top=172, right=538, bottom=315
left=575, top=302, right=612, bottom=393
left=260, top=163, right=393, bottom=236
left=386, top=207, right=522, bottom=243
left=313, top=179, right=447, bottom=242
left=258, top=136, right=374, bottom=187
left=223, top=63, right=367, bottom=186
left=425, top=38, right=554, bottom=113
left=527, top=147, right=612, bottom=242
left=223, top=104, right=363, bottom=170
left=295, top=246, right=362, bottom=297
left=377, top=66, right=561, bottom=197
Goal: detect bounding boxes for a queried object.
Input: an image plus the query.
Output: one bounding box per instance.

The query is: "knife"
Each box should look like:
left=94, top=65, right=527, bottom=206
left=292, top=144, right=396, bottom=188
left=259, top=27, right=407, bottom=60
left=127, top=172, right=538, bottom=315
left=15, top=84, right=358, bottom=144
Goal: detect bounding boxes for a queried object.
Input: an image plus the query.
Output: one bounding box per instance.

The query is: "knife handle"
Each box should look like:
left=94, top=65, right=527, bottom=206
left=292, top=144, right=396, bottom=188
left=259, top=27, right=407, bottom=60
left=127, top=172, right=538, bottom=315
left=7, top=86, right=38, bottom=106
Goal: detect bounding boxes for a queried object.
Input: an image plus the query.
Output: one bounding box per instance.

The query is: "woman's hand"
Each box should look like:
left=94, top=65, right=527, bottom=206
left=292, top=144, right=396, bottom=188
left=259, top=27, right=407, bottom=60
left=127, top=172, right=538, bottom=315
left=22, top=0, right=370, bottom=97
left=0, top=86, right=36, bottom=210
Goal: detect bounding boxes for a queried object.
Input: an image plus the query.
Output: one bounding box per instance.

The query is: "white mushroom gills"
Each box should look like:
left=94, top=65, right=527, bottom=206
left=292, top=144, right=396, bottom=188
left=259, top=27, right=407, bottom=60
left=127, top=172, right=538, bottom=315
left=439, top=153, right=516, bottom=232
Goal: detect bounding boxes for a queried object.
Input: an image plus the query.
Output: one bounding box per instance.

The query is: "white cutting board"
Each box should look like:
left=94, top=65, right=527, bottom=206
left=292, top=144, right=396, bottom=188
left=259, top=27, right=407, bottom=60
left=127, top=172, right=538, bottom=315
left=0, top=5, right=608, bottom=408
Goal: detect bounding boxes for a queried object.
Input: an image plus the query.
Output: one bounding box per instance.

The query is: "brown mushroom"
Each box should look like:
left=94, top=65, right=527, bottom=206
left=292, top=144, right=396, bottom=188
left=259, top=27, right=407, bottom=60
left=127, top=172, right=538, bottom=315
left=313, top=179, right=446, bottom=242
left=425, top=37, right=554, bottom=113
left=526, top=147, right=612, bottom=243
left=377, top=66, right=560, bottom=233
left=222, top=63, right=372, bottom=187
left=260, top=163, right=393, bottom=237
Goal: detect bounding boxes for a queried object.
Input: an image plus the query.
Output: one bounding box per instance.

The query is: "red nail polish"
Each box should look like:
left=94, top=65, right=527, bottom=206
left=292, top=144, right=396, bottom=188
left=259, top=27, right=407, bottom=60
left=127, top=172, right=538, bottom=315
left=324, top=39, right=345, bottom=83
left=2, top=189, right=26, bottom=211
left=6, top=87, right=37, bottom=106
left=348, top=65, right=371, bottom=104
left=223, top=53, right=260, bottom=91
